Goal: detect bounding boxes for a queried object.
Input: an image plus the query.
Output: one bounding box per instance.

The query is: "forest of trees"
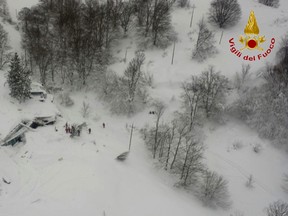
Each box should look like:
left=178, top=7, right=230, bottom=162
left=0, top=0, right=11, bottom=22
left=141, top=66, right=230, bottom=208
left=18, top=0, right=174, bottom=87
left=231, top=36, right=288, bottom=149
left=1, top=0, right=288, bottom=214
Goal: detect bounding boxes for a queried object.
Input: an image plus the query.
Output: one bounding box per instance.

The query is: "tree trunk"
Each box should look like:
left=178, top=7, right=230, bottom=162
left=170, top=136, right=182, bottom=169
left=180, top=143, right=191, bottom=180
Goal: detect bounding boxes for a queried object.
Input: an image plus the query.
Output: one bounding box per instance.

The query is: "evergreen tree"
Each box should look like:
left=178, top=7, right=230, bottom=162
left=7, top=53, right=31, bottom=102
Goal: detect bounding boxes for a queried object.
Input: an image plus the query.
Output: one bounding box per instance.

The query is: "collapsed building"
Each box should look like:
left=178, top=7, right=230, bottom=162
left=1, top=116, right=57, bottom=146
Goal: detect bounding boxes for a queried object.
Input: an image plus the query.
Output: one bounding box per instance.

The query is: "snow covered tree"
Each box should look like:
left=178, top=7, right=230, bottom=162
left=0, top=23, right=11, bottom=69
left=151, top=0, right=173, bottom=47
left=0, top=0, right=11, bottom=22
left=258, top=0, right=279, bottom=8
left=192, top=19, right=217, bottom=62
left=177, top=0, right=189, bottom=8
left=230, top=83, right=288, bottom=148
left=140, top=105, right=205, bottom=186
left=197, top=66, right=229, bottom=118
left=197, top=170, right=231, bottom=209
left=7, top=53, right=31, bottom=103
left=181, top=77, right=203, bottom=131
left=119, top=2, right=134, bottom=35
left=234, top=64, right=251, bottom=91
left=107, top=54, right=149, bottom=115
left=267, top=36, right=288, bottom=88
left=208, top=0, right=241, bottom=28
left=266, top=200, right=288, bottom=216
left=140, top=101, right=167, bottom=159
left=135, top=0, right=175, bottom=48
left=19, top=0, right=121, bottom=86
left=123, top=51, right=145, bottom=111
left=169, top=113, right=190, bottom=170
left=179, top=134, right=204, bottom=186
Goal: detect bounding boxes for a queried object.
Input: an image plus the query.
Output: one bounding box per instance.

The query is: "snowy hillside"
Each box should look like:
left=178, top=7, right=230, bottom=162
left=1, top=0, right=288, bottom=216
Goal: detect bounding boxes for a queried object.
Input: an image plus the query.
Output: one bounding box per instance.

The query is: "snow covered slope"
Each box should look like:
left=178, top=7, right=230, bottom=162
left=1, top=0, right=288, bottom=216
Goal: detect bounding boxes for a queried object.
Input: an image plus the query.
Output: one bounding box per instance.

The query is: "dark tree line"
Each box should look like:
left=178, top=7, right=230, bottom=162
left=135, top=0, right=175, bottom=48
left=19, top=0, right=120, bottom=86
left=18, top=0, right=174, bottom=87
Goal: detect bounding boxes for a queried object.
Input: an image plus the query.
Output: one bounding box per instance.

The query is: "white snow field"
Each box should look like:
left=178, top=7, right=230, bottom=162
left=1, top=0, right=288, bottom=216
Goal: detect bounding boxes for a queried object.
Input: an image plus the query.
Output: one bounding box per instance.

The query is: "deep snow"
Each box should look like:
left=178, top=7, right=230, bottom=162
left=1, top=0, right=288, bottom=216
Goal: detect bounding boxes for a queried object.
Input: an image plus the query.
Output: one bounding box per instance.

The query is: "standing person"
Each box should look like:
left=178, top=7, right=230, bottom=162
left=77, top=129, right=81, bottom=136
left=88, top=128, right=91, bottom=134
left=102, top=123, right=105, bottom=128
left=64, top=122, right=68, bottom=133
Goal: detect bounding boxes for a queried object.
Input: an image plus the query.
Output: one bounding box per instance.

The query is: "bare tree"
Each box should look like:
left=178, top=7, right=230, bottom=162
left=119, top=2, right=134, bottom=35
left=165, top=121, right=176, bottom=170
left=198, top=66, right=229, bottom=118
left=208, top=0, right=241, bottom=28
left=234, top=64, right=251, bottom=91
left=170, top=113, right=189, bottom=169
left=139, top=101, right=168, bottom=159
left=266, top=200, right=288, bottom=216
left=81, top=101, right=90, bottom=118
left=152, top=101, right=166, bottom=159
left=180, top=135, right=204, bottom=186
left=197, top=170, right=231, bottom=209
left=124, top=51, right=145, bottom=105
left=181, top=77, right=202, bottom=131
left=258, top=0, right=279, bottom=8
left=151, top=0, right=173, bottom=46
left=192, top=19, right=217, bottom=62
left=135, top=0, right=174, bottom=47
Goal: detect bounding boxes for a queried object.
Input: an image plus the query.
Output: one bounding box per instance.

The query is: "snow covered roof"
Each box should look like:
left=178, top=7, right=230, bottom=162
left=0, top=75, right=59, bottom=140
left=31, top=82, right=46, bottom=94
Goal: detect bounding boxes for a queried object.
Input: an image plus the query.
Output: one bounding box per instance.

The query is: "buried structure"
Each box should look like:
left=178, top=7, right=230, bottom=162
left=1, top=116, right=57, bottom=146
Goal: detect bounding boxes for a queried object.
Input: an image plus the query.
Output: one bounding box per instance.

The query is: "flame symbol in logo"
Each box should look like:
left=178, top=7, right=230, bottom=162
left=239, top=11, right=265, bottom=51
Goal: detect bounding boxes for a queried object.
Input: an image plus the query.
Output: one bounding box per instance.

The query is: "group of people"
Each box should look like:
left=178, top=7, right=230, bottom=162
left=64, top=123, right=81, bottom=136
left=63, top=122, right=106, bottom=136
